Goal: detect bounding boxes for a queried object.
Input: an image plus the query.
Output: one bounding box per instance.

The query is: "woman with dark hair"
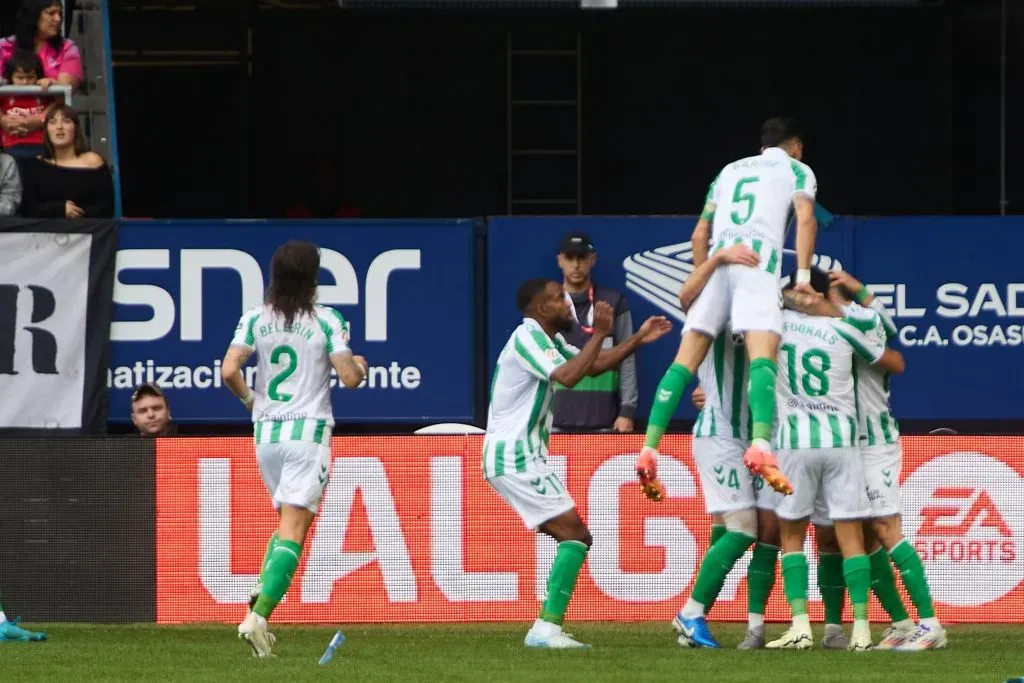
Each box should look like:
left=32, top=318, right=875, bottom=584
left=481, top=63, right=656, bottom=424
left=220, top=240, right=368, bottom=658
left=19, top=102, right=113, bottom=218
left=0, top=0, right=82, bottom=89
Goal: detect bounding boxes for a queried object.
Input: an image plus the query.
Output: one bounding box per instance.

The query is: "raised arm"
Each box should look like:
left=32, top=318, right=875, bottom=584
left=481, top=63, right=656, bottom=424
left=781, top=288, right=842, bottom=318
left=829, top=270, right=899, bottom=339
left=549, top=330, right=608, bottom=388
left=680, top=243, right=761, bottom=312
left=589, top=315, right=673, bottom=375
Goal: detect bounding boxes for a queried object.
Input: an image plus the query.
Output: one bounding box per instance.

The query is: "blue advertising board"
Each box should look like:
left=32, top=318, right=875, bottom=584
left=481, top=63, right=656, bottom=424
left=486, top=216, right=850, bottom=422
left=850, top=217, right=1024, bottom=420
left=110, top=220, right=476, bottom=424
left=487, top=216, right=1023, bottom=421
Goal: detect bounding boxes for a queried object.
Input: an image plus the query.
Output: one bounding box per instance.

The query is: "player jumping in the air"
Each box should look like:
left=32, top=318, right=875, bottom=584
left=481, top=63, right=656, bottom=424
left=636, top=117, right=818, bottom=502
left=827, top=270, right=947, bottom=651
left=221, top=240, right=368, bottom=657
left=485, top=279, right=671, bottom=649
left=766, top=269, right=904, bottom=651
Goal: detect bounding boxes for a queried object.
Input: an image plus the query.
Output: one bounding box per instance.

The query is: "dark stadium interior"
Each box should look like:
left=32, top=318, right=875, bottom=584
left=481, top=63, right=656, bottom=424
left=108, top=0, right=1021, bottom=220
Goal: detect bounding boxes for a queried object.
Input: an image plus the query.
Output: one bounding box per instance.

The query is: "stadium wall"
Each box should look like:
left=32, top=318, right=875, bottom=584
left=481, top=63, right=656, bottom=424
left=3, top=436, right=1021, bottom=624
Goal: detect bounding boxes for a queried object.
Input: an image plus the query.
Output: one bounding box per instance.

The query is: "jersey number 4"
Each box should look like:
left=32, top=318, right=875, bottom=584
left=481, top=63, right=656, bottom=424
left=268, top=344, right=298, bottom=402
left=780, top=344, right=831, bottom=397
left=730, top=176, right=759, bottom=225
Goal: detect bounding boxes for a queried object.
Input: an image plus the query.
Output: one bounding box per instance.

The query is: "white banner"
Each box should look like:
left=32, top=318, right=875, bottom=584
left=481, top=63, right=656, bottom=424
left=0, top=232, right=91, bottom=428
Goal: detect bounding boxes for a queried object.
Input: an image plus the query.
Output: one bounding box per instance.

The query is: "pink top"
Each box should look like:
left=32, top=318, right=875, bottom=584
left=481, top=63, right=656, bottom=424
left=0, top=37, right=83, bottom=85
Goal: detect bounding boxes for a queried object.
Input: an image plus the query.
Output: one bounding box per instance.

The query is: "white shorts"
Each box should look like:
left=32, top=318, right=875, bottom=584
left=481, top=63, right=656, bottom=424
left=775, top=447, right=870, bottom=521
left=694, top=436, right=758, bottom=514
left=752, top=473, right=783, bottom=512
left=682, top=265, right=783, bottom=338
left=861, top=443, right=902, bottom=518
left=256, top=440, right=333, bottom=513
left=487, top=461, right=576, bottom=531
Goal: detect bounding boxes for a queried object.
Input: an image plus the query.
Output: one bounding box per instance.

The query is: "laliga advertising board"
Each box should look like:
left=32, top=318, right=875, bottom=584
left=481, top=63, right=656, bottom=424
left=154, top=435, right=1024, bottom=624
left=109, top=220, right=476, bottom=423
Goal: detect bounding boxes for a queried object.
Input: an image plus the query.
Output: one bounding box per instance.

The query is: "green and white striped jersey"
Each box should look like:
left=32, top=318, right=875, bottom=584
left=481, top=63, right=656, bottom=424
left=483, top=318, right=580, bottom=479
left=705, top=147, right=817, bottom=277
left=231, top=304, right=351, bottom=446
left=775, top=309, right=884, bottom=450
left=843, top=303, right=900, bottom=446
left=693, top=331, right=751, bottom=441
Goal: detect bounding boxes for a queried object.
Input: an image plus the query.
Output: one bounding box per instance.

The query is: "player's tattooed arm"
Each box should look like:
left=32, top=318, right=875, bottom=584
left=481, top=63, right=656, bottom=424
left=782, top=289, right=841, bottom=317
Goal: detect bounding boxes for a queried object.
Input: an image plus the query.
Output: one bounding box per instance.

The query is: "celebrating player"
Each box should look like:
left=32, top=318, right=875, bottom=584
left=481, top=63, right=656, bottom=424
left=221, top=240, right=368, bottom=658
left=828, top=270, right=947, bottom=651
left=485, top=279, right=671, bottom=649
left=765, top=268, right=903, bottom=651
left=637, top=117, right=818, bottom=501
left=668, top=243, right=765, bottom=647
left=673, top=249, right=850, bottom=650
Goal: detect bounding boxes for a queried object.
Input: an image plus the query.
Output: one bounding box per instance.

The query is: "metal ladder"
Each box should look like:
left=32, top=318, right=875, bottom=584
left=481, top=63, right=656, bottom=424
left=506, top=30, right=582, bottom=215
left=68, top=0, right=122, bottom=216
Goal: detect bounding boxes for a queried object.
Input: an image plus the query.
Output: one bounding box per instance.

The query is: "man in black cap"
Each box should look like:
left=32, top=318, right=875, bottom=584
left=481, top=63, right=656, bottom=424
left=552, top=232, right=638, bottom=432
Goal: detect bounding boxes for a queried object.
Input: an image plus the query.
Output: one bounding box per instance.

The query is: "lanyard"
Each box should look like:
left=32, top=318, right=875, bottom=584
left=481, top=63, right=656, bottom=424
left=565, top=286, right=595, bottom=334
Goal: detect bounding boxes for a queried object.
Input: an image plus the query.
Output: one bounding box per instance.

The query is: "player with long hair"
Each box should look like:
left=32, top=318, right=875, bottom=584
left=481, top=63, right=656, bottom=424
left=221, top=240, right=367, bottom=657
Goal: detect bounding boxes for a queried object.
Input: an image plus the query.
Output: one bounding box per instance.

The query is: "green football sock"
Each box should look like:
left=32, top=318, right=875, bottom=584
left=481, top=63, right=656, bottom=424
left=691, top=531, right=756, bottom=606
left=261, top=532, right=280, bottom=573
left=781, top=552, right=809, bottom=616
left=869, top=547, right=910, bottom=622
left=817, top=552, right=846, bottom=624
left=644, top=364, right=693, bottom=449
left=539, top=540, right=589, bottom=625
left=747, top=358, right=778, bottom=443
left=253, top=539, right=302, bottom=619
left=843, top=554, right=871, bottom=621
left=889, top=539, right=936, bottom=619
left=747, top=543, right=778, bottom=615
left=703, top=525, right=728, bottom=613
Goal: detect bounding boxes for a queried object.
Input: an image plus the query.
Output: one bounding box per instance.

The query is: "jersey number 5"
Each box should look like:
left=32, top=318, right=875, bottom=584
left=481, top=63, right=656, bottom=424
left=268, top=345, right=298, bottom=402
left=780, top=343, right=831, bottom=397
left=730, top=176, right=759, bottom=225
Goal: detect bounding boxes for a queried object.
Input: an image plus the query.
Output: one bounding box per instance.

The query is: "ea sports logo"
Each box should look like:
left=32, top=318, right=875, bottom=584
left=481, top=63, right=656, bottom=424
left=902, top=452, right=1024, bottom=607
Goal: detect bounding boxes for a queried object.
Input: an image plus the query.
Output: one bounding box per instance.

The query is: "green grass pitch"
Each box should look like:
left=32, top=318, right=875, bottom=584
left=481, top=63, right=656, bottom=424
left=3, top=623, right=1021, bottom=682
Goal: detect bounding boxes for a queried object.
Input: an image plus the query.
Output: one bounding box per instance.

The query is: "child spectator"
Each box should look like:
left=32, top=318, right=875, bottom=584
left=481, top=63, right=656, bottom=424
left=0, top=50, right=52, bottom=159
left=0, top=1, right=83, bottom=90
left=0, top=148, right=22, bottom=215
left=19, top=103, right=112, bottom=218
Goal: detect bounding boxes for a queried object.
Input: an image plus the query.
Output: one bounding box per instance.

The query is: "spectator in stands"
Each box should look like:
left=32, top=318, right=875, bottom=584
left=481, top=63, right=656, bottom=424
left=19, top=103, right=113, bottom=218
left=0, top=146, right=21, bottom=215
left=0, top=0, right=83, bottom=90
left=0, top=50, right=52, bottom=159
left=286, top=157, right=360, bottom=218
left=130, top=383, right=178, bottom=437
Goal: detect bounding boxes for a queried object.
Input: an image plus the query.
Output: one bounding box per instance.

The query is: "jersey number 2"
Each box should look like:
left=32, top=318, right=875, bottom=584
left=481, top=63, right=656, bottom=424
left=780, top=344, right=831, bottom=397
left=268, top=345, right=298, bottom=402
left=730, top=176, right=759, bottom=225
